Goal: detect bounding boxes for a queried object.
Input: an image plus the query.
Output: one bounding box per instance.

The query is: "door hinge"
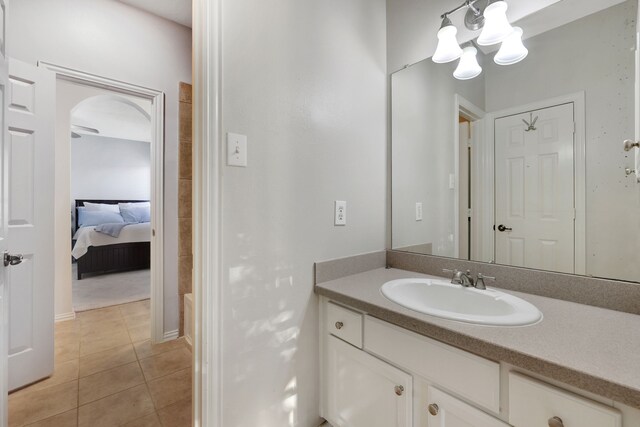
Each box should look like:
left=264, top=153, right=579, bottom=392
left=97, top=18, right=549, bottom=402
left=573, top=122, right=576, bottom=134
left=573, top=208, right=576, bottom=220
left=467, top=208, right=472, bottom=218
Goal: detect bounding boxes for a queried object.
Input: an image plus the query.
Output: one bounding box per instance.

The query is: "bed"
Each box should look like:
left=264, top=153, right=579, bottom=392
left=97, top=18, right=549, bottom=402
left=72, top=199, right=151, bottom=280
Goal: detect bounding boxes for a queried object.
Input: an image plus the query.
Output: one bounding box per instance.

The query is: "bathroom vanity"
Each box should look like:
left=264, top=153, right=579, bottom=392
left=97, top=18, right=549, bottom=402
left=316, top=266, right=640, bottom=427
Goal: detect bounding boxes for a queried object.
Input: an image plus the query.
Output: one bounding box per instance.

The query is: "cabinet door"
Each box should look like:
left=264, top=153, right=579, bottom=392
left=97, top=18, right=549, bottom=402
left=325, top=335, right=412, bottom=427
left=426, top=386, right=509, bottom=427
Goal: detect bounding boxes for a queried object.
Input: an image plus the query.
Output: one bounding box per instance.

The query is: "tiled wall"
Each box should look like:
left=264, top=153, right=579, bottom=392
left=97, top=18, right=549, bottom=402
left=178, top=82, right=193, bottom=336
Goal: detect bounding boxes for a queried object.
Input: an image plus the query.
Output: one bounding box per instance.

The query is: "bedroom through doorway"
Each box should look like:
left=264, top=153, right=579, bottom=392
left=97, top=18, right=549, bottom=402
left=70, top=91, right=153, bottom=315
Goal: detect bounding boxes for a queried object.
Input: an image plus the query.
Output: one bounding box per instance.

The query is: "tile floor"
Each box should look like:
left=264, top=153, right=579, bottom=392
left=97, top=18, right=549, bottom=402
left=8, top=300, right=192, bottom=427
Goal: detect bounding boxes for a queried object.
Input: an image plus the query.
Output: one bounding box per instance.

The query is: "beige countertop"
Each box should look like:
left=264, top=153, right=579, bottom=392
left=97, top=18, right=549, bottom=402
left=315, top=267, right=640, bottom=409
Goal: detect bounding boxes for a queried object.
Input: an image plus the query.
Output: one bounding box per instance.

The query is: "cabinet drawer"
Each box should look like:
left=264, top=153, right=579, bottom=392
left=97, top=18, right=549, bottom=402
left=326, top=302, right=363, bottom=348
left=509, top=372, right=621, bottom=427
left=364, top=316, right=500, bottom=413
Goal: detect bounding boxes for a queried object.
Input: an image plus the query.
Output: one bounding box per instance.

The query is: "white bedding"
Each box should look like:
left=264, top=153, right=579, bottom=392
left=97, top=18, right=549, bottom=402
left=72, top=222, right=151, bottom=259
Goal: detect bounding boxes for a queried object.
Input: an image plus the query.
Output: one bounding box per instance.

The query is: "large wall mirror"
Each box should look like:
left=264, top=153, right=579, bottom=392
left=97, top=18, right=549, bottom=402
left=391, top=0, right=640, bottom=283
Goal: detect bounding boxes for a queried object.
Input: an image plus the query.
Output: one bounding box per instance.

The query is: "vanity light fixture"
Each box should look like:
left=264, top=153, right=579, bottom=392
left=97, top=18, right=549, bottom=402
left=433, top=17, right=463, bottom=63
left=494, top=26, right=527, bottom=65
left=476, top=1, right=514, bottom=46
left=433, top=0, right=525, bottom=78
left=453, top=44, right=482, bottom=80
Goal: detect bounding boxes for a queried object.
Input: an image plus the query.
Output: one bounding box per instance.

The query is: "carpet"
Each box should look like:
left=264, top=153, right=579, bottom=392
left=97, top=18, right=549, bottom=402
left=72, top=264, right=151, bottom=312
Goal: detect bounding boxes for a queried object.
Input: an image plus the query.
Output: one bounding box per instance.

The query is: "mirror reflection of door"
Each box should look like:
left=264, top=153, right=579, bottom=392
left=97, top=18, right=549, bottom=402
left=458, top=117, right=471, bottom=260
left=494, top=103, right=575, bottom=273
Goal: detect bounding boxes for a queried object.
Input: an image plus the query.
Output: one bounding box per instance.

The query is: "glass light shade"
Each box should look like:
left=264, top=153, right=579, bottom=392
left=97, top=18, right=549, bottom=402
left=432, top=24, right=462, bottom=64
left=453, top=46, right=482, bottom=80
left=494, top=27, right=528, bottom=65
left=477, top=1, right=514, bottom=46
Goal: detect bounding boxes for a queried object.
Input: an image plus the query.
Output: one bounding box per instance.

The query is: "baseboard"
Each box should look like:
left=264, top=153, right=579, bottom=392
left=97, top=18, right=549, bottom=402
left=55, top=311, right=76, bottom=322
left=163, top=329, right=179, bottom=342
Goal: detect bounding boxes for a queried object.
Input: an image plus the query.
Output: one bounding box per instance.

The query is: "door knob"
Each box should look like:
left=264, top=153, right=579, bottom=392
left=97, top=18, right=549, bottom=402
left=497, top=224, right=512, bottom=232
left=548, top=416, right=564, bottom=427
left=334, top=321, right=344, bottom=330
left=428, top=403, right=439, bottom=416
left=623, top=139, right=640, bottom=151
left=4, top=252, right=23, bottom=267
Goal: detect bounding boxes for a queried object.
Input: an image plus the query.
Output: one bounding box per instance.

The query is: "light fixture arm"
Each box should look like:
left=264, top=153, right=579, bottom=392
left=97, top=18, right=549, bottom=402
left=440, top=0, right=482, bottom=19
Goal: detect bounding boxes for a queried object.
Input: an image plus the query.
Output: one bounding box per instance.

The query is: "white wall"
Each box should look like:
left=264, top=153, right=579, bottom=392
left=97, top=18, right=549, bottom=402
left=220, top=0, right=387, bottom=425
left=71, top=135, right=151, bottom=203
left=8, top=0, right=191, bottom=333
left=391, top=57, right=485, bottom=256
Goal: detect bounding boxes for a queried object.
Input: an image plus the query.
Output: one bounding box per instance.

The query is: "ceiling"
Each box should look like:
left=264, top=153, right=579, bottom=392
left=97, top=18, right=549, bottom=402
left=71, top=95, right=152, bottom=143
left=117, top=0, right=192, bottom=28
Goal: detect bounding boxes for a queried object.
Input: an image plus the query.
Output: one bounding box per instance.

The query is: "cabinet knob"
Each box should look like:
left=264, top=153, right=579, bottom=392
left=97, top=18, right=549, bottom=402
left=394, top=385, right=404, bottom=396
left=623, top=139, right=640, bottom=151
left=334, top=321, right=344, bottom=330
left=548, top=416, right=564, bottom=427
left=428, top=403, right=439, bottom=416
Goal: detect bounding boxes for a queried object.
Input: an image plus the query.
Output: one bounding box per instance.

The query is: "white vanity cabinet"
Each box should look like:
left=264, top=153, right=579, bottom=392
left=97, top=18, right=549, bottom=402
left=325, top=335, right=413, bottom=427
left=509, top=373, right=622, bottom=427
left=323, top=302, right=412, bottom=427
left=320, top=298, right=638, bottom=427
left=424, top=386, right=509, bottom=427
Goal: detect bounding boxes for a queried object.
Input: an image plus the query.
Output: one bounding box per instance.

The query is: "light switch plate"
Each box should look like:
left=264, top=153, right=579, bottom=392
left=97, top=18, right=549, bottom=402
left=415, top=202, right=423, bottom=221
left=334, top=201, right=346, bottom=226
left=227, top=132, right=247, bottom=167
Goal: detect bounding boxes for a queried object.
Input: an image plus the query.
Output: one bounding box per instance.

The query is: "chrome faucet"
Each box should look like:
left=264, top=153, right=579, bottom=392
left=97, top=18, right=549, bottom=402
left=442, top=269, right=495, bottom=290
left=443, top=269, right=475, bottom=287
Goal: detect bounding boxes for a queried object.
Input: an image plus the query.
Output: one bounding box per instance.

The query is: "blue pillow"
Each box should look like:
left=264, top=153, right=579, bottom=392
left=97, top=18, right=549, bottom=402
left=77, top=208, right=125, bottom=227
left=119, top=202, right=151, bottom=223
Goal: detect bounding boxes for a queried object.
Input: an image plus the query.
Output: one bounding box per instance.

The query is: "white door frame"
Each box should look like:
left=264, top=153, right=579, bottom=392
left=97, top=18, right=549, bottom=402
left=192, top=0, right=223, bottom=425
left=37, top=62, right=166, bottom=343
left=485, top=92, right=586, bottom=275
left=453, top=95, right=485, bottom=260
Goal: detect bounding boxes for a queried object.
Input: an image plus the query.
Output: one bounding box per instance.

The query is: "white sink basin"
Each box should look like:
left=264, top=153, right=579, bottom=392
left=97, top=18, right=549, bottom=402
left=380, top=278, right=542, bottom=326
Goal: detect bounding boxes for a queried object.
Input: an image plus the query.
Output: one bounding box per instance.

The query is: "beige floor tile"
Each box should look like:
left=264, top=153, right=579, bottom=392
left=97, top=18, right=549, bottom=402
left=128, top=323, right=151, bottom=343
left=77, top=384, right=155, bottom=427
left=54, top=320, right=79, bottom=334
left=123, top=312, right=150, bottom=329
left=9, top=380, right=78, bottom=427
left=79, top=361, right=145, bottom=405
left=79, top=343, right=137, bottom=378
left=55, top=336, right=80, bottom=364
left=133, top=338, right=186, bottom=361
left=139, top=348, right=192, bottom=381
left=121, top=412, right=162, bottom=427
left=80, top=329, right=131, bottom=357
left=118, top=300, right=150, bottom=318
left=79, top=318, right=127, bottom=338
left=24, top=409, right=77, bottom=427
left=16, top=359, right=79, bottom=394
left=147, top=368, right=191, bottom=410
left=77, top=306, right=122, bottom=325
left=157, top=398, right=191, bottom=427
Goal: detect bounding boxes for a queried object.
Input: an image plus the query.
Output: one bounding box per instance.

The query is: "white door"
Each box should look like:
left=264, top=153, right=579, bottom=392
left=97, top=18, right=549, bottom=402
left=325, top=335, right=412, bottom=427
left=494, top=103, right=575, bottom=273
left=425, top=386, right=508, bottom=427
left=6, top=59, right=55, bottom=391
left=0, top=0, right=9, bottom=424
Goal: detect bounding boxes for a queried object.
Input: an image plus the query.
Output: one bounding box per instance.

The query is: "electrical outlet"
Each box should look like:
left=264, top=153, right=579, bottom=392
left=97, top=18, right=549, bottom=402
left=334, top=201, right=346, bottom=226
left=415, top=202, right=423, bottom=221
